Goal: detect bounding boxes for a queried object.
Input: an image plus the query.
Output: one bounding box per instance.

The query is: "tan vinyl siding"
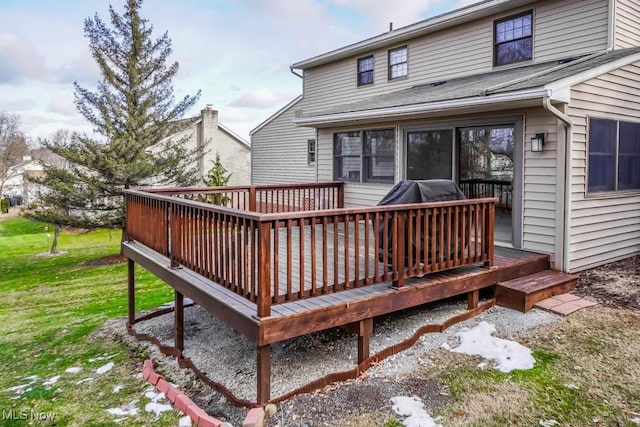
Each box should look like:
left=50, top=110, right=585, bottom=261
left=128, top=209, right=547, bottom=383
left=251, top=101, right=317, bottom=185
left=522, top=107, right=560, bottom=257
left=567, top=62, right=640, bottom=272
left=301, top=0, right=609, bottom=113
left=534, top=0, right=609, bottom=62
left=615, top=0, right=640, bottom=48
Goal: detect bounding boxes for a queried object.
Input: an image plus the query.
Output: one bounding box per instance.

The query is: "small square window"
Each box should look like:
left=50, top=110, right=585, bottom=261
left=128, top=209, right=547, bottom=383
left=494, top=11, right=533, bottom=66
left=388, top=46, right=408, bottom=80
left=357, top=56, right=374, bottom=86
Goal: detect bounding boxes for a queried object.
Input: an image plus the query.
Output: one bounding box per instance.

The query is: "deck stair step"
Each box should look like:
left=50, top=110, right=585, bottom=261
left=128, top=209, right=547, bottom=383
left=495, top=270, right=578, bottom=312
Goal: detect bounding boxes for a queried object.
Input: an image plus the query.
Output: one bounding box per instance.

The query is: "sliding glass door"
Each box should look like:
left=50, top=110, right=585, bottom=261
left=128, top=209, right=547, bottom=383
left=406, top=130, right=453, bottom=180
left=458, top=126, right=515, bottom=244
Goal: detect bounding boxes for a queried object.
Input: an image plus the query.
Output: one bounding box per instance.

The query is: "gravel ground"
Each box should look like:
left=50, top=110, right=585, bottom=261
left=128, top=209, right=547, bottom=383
left=106, top=295, right=561, bottom=426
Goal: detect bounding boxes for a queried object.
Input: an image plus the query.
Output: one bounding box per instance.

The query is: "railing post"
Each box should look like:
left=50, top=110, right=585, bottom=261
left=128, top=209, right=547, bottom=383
left=337, top=182, right=345, bottom=208
left=392, top=211, right=406, bottom=288
left=257, top=221, right=272, bottom=318
left=169, top=204, right=181, bottom=268
left=484, top=202, right=495, bottom=267
left=249, top=186, right=257, bottom=212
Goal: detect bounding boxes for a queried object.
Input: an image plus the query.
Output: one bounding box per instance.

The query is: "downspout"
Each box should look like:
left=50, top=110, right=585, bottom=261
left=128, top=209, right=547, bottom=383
left=290, top=66, right=303, bottom=79
left=542, top=94, right=573, bottom=273
left=607, top=0, right=616, bottom=51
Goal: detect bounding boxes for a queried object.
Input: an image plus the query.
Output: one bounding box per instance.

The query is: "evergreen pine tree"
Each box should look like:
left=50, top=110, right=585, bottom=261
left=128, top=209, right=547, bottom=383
left=31, top=0, right=201, bottom=246
left=203, top=153, right=232, bottom=205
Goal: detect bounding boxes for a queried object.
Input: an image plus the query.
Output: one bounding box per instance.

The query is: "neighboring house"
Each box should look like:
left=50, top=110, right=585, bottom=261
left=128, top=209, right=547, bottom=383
left=251, top=0, right=640, bottom=273
left=169, top=106, right=251, bottom=186
left=2, top=156, right=44, bottom=204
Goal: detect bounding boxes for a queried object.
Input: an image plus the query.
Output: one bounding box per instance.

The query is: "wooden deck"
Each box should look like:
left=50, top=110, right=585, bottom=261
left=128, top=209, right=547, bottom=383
left=123, top=183, right=573, bottom=404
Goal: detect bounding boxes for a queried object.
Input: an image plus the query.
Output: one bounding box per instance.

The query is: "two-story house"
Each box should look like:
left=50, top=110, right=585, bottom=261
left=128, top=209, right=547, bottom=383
left=170, top=105, right=252, bottom=186
left=251, top=0, right=640, bottom=274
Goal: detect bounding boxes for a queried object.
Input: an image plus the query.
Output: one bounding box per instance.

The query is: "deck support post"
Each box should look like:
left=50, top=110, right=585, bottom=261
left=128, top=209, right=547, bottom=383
left=357, top=318, right=373, bottom=363
left=341, top=318, right=373, bottom=364
left=257, top=344, right=271, bottom=405
left=127, top=259, right=135, bottom=326
left=174, top=290, right=184, bottom=355
left=467, top=289, right=479, bottom=309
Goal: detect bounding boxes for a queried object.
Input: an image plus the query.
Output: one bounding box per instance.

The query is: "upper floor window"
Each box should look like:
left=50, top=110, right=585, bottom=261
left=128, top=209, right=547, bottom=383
left=388, top=46, right=408, bottom=80
left=588, top=118, right=640, bottom=193
left=494, top=11, right=533, bottom=67
left=334, top=129, right=395, bottom=183
left=357, top=55, right=374, bottom=86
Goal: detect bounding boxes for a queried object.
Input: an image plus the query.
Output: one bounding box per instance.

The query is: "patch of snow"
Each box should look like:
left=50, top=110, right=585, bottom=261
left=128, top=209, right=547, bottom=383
left=65, top=367, right=82, bottom=374
left=449, top=321, right=535, bottom=373
left=145, top=391, right=166, bottom=402
left=145, top=402, right=173, bottom=417
left=179, top=415, right=193, bottom=426
left=539, top=420, right=559, bottom=427
left=439, top=342, right=451, bottom=350
left=391, top=396, right=442, bottom=427
left=106, top=401, right=139, bottom=417
left=631, top=418, right=640, bottom=425
left=113, top=385, right=124, bottom=393
left=6, top=376, right=40, bottom=395
left=161, top=298, right=194, bottom=308
left=43, top=375, right=61, bottom=386
left=88, top=353, right=117, bottom=363
left=6, top=384, right=30, bottom=394
left=564, top=383, right=579, bottom=389
left=96, top=362, right=115, bottom=374
left=76, top=377, right=94, bottom=385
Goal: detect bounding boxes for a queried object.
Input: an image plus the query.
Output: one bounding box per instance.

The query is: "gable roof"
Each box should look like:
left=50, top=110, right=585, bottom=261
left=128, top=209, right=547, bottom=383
left=293, top=47, right=640, bottom=126
left=291, top=0, right=538, bottom=70
left=250, top=95, right=303, bottom=136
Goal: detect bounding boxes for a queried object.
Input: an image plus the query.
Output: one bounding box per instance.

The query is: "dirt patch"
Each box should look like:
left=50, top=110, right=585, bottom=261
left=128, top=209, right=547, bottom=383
left=266, top=376, right=450, bottom=426
left=574, top=255, right=640, bottom=309
left=79, top=254, right=127, bottom=266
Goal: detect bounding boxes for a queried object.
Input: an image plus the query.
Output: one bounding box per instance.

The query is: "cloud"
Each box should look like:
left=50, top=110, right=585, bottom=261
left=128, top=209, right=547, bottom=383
left=0, top=34, right=46, bottom=84
left=0, top=99, right=37, bottom=111
left=455, top=0, right=484, bottom=8
left=228, top=88, right=297, bottom=109
left=327, top=0, right=448, bottom=29
left=48, top=96, right=77, bottom=117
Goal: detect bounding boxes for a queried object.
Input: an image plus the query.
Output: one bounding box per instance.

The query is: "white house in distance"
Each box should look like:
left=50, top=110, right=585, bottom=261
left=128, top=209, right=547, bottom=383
left=172, top=105, right=251, bottom=186
left=2, top=155, right=44, bottom=204
left=251, top=0, right=640, bottom=274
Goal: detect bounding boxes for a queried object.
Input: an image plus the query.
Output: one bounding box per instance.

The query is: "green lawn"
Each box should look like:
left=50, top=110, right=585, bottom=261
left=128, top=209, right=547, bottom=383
left=0, top=215, right=181, bottom=426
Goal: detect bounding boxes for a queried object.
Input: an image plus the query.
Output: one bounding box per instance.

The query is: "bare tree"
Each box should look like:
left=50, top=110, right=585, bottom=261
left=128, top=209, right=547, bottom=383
left=0, top=112, right=29, bottom=196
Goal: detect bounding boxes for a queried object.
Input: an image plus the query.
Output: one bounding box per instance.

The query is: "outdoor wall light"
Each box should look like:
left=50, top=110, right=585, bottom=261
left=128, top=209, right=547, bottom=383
left=530, top=133, right=546, bottom=152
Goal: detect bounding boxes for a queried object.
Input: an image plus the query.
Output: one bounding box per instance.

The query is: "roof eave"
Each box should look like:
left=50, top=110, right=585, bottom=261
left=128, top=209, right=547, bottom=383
left=291, top=88, right=552, bottom=127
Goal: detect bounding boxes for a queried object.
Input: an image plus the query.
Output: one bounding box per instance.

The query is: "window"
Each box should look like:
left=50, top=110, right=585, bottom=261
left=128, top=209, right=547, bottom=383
left=588, top=118, right=640, bottom=193
left=357, top=55, right=374, bottom=86
left=307, top=139, right=316, bottom=164
left=406, top=130, right=453, bottom=180
left=388, top=46, right=407, bottom=80
left=334, top=129, right=395, bottom=183
left=494, top=11, right=533, bottom=66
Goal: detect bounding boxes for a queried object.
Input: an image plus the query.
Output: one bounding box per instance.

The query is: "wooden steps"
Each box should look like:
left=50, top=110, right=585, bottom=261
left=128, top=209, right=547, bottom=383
left=495, top=270, right=578, bottom=312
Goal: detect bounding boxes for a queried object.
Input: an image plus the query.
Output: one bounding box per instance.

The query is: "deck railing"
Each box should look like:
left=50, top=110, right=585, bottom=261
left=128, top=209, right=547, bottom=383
left=125, top=183, right=495, bottom=318
left=145, top=182, right=344, bottom=213
left=459, top=179, right=511, bottom=211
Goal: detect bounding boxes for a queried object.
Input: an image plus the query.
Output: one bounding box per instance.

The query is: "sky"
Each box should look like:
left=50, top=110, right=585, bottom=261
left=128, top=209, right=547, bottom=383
left=0, top=0, right=478, bottom=143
